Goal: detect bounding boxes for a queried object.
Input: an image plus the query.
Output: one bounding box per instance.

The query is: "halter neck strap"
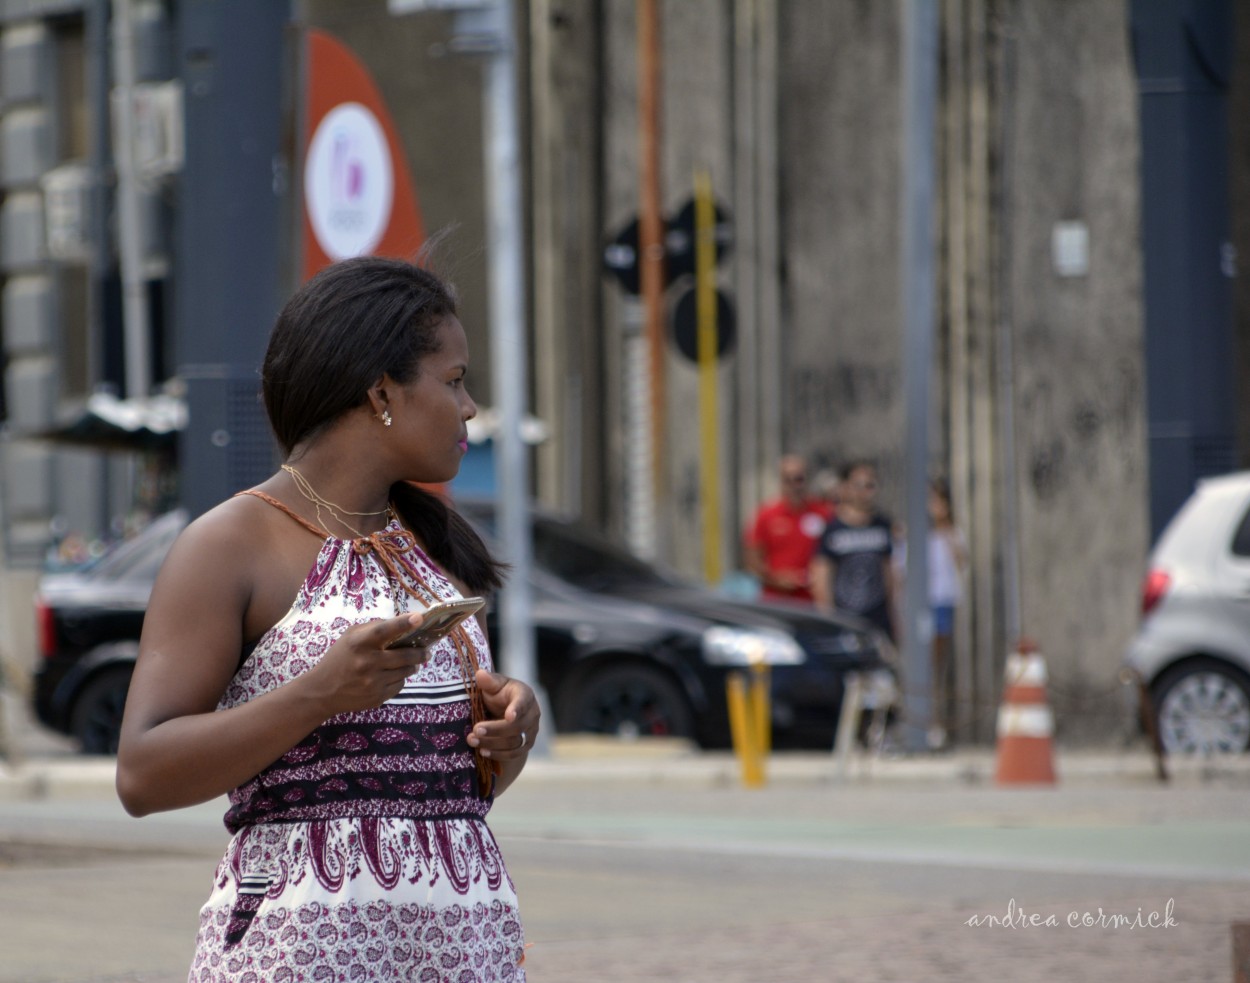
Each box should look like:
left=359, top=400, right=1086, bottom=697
left=237, top=489, right=417, bottom=592
left=235, top=489, right=331, bottom=540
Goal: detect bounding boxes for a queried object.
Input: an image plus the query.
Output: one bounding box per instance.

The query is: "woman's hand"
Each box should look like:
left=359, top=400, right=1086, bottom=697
left=467, top=669, right=541, bottom=761
left=303, top=613, right=434, bottom=716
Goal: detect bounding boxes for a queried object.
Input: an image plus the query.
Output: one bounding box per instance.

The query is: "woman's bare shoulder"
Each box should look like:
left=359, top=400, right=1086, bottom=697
left=166, top=493, right=277, bottom=557
left=154, top=492, right=299, bottom=595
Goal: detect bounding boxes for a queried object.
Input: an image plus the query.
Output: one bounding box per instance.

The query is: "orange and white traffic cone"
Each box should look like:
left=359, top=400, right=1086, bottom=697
left=994, top=639, right=1057, bottom=785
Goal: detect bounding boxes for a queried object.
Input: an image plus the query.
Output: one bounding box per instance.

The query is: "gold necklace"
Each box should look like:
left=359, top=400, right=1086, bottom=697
left=281, top=464, right=391, bottom=539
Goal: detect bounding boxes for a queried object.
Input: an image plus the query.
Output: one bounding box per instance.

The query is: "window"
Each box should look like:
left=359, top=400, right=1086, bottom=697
left=1231, top=502, right=1250, bottom=558
left=52, top=16, right=91, bottom=397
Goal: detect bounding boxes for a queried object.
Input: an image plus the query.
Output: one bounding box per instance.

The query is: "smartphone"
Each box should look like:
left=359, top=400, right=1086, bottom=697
left=385, top=596, right=486, bottom=649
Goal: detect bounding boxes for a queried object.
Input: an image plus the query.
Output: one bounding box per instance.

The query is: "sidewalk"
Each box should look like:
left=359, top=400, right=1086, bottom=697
left=2, top=725, right=1247, bottom=983
left=3, top=729, right=1248, bottom=802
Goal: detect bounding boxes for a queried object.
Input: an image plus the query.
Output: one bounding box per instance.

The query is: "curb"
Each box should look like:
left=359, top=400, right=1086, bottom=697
left=0, top=758, right=119, bottom=801
left=3, top=741, right=1248, bottom=802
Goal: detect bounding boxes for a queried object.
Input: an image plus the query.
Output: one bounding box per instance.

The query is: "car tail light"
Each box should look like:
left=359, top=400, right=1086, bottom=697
left=1141, top=569, right=1171, bottom=617
left=34, top=598, right=57, bottom=658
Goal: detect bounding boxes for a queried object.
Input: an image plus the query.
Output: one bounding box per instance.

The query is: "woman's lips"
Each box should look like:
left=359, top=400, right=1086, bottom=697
left=458, top=439, right=469, bottom=452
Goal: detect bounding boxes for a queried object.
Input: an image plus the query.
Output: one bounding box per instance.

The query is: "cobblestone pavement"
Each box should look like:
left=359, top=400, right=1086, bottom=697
left=519, top=886, right=1246, bottom=983
left=493, top=775, right=1249, bottom=983
left=1, top=729, right=1247, bottom=982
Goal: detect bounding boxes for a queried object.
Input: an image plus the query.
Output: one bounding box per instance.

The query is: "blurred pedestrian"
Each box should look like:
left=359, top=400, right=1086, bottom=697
left=116, top=256, right=536, bottom=980
left=811, top=460, right=898, bottom=640
left=743, top=454, right=834, bottom=603
left=926, top=477, right=967, bottom=749
left=813, top=467, right=841, bottom=510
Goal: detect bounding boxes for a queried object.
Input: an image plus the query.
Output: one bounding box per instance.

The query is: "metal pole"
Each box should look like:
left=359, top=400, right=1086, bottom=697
left=111, top=0, right=152, bottom=399
left=754, top=0, right=782, bottom=492
left=637, top=0, right=665, bottom=521
left=479, top=1, right=544, bottom=739
left=901, top=0, right=939, bottom=752
left=694, top=168, right=722, bottom=585
left=89, top=0, right=114, bottom=535
left=995, top=19, right=1022, bottom=645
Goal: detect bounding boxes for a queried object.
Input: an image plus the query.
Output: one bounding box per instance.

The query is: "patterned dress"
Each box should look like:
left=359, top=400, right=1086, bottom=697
left=188, top=504, right=526, bottom=982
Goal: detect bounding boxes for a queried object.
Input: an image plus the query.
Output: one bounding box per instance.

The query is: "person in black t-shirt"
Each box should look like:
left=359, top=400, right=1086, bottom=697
left=811, top=460, right=898, bottom=641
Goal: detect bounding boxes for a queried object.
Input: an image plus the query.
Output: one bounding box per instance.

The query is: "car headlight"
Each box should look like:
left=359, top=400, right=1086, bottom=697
left=701, top=626, right=807, bottom=666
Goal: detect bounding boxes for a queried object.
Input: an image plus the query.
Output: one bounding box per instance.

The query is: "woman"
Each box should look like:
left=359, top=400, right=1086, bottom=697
left=925, top=477, right=967, bottom=750
left=810, top=460, right=897, bottom=642
left=116, top=256, right=538, bottom=981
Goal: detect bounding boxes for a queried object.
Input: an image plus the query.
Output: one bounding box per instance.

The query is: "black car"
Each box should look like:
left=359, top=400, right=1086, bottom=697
left=458, top=500, right=897, bottom=749
left=33, top=503, right=897, bottom=753
left=33, top=508, right=188, bottom=754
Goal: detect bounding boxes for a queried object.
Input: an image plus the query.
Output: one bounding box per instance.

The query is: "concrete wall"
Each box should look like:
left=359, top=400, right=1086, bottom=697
left=0, top=5, right=164, bottom=569
left=1005, top=1, right=1148, bottom=738
left=582, top=0, right=1150, bottom=741
left=778, top=1, right=905, bottom=488
left=529, top=0, right=607, bottom=519
left=0, top=12, right=78, bottom=675
left=1, top=18, right=62, bottom=566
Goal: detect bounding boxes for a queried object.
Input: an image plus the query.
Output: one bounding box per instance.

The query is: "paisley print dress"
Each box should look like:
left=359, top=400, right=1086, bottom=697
left=188, top=509, right=525, bottom=982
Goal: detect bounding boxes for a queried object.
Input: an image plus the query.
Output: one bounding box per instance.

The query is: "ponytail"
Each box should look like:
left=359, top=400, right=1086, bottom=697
left=389, top=482, right=507, bottom=595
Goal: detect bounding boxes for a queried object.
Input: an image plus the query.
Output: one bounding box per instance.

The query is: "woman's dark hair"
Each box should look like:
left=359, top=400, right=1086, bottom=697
left=262, top=255, right=505, bottom=594
left=263, top=256, right=455, bottom=451
left=839, top=459, right=876, bottom=482
left=929, top=476, right=954, bottom=522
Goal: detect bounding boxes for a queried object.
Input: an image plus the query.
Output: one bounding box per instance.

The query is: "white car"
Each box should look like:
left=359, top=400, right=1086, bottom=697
left=1124, top=471, right=1250, bottom=754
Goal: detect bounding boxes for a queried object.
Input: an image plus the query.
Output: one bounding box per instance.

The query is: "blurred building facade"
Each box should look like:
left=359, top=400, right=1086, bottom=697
left=0, top=0, right=1243, bottom=741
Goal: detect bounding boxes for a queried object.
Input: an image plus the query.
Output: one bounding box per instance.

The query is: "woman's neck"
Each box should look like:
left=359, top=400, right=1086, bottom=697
left=277, top=454, right=393, bottom=538
left=840, top=504, right=873, bottom=525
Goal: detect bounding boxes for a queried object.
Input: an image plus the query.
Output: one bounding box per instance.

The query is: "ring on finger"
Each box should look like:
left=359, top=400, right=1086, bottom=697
left=518, top=730, right=526, bottom=750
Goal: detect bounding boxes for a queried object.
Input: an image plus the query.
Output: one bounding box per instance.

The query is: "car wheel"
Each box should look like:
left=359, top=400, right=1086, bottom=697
left=563, top=664, right=695, bottom=741
left=70, top=667, right=133, bottom=755
left=1152, top=658, right=1250, bottom=755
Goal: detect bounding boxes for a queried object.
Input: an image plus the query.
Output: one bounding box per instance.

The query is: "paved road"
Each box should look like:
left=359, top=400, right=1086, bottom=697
left=493, top=778, right=1248, bottom=982
left=0, top=740, right=1247, bottom=982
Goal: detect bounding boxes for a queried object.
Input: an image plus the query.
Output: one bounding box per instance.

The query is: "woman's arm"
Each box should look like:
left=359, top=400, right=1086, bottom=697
left=948, top=526, right=970, bottom=572
left=882, top=552, right=901, bottom=641
left=115, top=505, right=427, bottom=816
left=743, top=541, right=773, bottom=587
left=810, top=554, right=835, bottom=612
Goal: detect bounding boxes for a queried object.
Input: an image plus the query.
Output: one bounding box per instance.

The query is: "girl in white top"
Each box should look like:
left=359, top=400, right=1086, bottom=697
left=927, top=479, right=967, bottom=749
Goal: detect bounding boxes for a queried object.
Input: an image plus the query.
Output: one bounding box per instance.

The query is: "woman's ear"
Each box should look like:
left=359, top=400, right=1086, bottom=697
left=366, top=376, right=391, bottom=422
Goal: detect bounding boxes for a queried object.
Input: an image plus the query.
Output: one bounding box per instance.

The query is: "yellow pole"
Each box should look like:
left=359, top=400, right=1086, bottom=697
left=726, top=671, right=764, bottom=787
left=750, top=662, right=771, bottom=757
left=694, top=168, right=722, bottom=585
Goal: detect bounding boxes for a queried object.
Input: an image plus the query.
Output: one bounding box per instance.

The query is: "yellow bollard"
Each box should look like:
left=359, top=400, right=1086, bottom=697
left=750, top=662, right=771, bottom=758
left=727, top=667, right=770, bottom=787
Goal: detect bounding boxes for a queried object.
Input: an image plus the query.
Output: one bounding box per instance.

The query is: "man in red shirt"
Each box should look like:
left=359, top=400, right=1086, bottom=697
left=744, top=455, right=834, bottom=603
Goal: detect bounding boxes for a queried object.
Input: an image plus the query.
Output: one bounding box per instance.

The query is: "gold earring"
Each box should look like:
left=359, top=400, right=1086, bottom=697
left=379, top=410, right=392, bottom=427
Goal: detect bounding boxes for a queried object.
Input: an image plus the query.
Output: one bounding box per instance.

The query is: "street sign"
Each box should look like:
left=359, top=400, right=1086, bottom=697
left=602, top=217, right=643, bottom=294
left=603, top=200, right=733, bottom=296
left=665, top=197, right=733, bottom=282
left=671, top=285, right=735, bottom=362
